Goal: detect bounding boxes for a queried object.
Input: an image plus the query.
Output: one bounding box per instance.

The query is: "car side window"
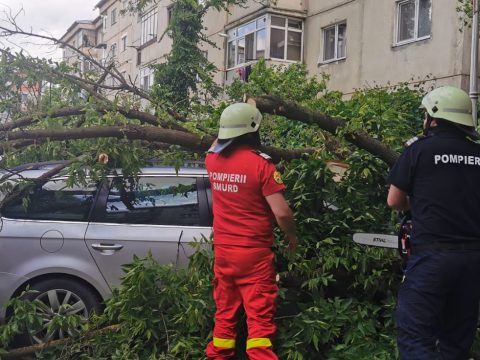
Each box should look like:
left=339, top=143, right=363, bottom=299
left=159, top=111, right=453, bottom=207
left=104, top=176, right=201, bottom=226
left=2, top=180, right=97, bottom=221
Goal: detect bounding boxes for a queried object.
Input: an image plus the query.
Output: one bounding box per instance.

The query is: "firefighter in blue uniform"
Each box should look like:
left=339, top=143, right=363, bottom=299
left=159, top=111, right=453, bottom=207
left=387, top=86, right=480, bottom=359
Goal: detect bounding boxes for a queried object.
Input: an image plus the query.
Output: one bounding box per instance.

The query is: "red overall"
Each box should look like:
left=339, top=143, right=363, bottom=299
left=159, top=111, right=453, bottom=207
left=205, top=146, right=285, bottom=360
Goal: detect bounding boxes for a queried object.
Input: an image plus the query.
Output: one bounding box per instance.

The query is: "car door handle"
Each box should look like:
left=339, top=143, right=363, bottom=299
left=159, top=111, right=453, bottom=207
left=91, top=243, right=124, bottom=252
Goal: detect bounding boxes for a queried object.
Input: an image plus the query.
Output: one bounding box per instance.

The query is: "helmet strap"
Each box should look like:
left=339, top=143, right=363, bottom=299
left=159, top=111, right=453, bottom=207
left=423, top=114, right=433, bottom=136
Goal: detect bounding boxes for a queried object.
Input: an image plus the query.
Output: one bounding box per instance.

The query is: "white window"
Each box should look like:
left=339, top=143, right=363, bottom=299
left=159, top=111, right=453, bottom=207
left=226, top=15, right=302, bottom=69
left=140, top=67, right=154, bottom=91
left=110, top=43, right=117, bottom=59
left=102, top=13, right=107, bottom=31
left=396, top=0, right=431, bottom=44
left=76, top=31, right=83, bottom=48
left=121, top=35, right=127, bottom=52
left=122, top=0, right=128, bottom=10
left=111, top=8, right=117, bottom=25
left=322, top=22, right=346, bottom=63
left=141, top=8, right=158, bottom=45
left=269, top=16, right=302, bottom=62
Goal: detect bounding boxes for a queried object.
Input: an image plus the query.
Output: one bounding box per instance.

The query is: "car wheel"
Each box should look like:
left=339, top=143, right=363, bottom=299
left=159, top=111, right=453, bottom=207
left=24, top=278, right=102, bottom=344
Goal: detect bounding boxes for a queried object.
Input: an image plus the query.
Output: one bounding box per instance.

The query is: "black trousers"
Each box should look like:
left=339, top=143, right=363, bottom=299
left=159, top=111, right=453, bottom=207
left=396, top=250, right=480, bottom=360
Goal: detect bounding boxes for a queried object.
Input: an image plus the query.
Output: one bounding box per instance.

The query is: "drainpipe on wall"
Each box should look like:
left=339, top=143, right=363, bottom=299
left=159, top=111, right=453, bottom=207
left=470, top=0, right=479, bottom=127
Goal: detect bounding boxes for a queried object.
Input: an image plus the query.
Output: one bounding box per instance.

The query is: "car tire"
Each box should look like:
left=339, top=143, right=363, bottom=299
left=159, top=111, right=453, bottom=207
left=22, top=278, right=102, bottom=344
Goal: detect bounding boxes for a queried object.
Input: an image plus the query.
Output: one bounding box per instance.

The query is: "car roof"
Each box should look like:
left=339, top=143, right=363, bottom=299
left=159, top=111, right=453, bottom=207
left=1, top=161, right=208, bottom=180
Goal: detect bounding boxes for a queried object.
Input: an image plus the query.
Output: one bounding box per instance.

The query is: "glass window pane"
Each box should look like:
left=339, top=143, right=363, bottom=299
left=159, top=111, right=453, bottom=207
left=237, top=38, right=245, bottom=64
left=237, top=24, right=247, bottom=37
left=418, top=0, right=432, bottom=38
left=287, top=31, right=301, bottom=61
left=270, top=28, right=285, bottom=59
left=323, top=27, right=336, bottom=61
left=105, top=177, right=200, bottom=226
left=245, top=33, right=255, bottom=62
left=244, top=21, right=256, bottom=34
left=398, top=1, right=415, bottom=42
left=257, top=17, right=266, bottom=29
left=271, top=16, right=286, bottom=27
left=228, top=41, right=235, bottom=68
left=337, top=23, right=346, bottom=59
left=2, top=180, right=97, bottom=222
left=288, top=19, right=302, bottom=30
left=256, top=28, right=266, bottom=59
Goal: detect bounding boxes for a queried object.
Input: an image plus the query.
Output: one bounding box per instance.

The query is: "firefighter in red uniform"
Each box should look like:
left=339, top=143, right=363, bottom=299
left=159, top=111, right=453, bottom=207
left=205, top=103, right=297, bottom=360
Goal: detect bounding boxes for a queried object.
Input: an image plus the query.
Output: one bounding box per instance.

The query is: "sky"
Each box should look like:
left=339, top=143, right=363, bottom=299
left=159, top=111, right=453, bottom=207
left=0, top=0, right=99, bottom=60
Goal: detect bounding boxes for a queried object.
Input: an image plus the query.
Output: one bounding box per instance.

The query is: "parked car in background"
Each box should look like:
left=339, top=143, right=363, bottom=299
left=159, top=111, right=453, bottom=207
left=0, top=162, right=213, bottom=343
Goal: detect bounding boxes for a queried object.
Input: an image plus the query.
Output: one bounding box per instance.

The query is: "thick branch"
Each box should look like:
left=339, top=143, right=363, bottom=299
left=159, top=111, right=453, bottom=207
left=2, top=125, right=313, bottom=162
left=2, top=324, right=120, bottom=360
left=0, top=106, right=187, bottom=132
left=250, top=95, right=400, bottom=167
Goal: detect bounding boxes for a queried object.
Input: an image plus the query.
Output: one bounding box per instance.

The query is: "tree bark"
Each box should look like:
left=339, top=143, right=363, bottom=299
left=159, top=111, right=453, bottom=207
left=2, top=324, right=120, bottom=360
left=2, top=125, right=314, bottom=163
left=250, top=95, right=400, bottom=167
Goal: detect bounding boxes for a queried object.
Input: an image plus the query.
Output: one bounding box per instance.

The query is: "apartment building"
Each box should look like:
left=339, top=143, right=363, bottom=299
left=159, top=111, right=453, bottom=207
left=59, top=0, right=473, bottom=95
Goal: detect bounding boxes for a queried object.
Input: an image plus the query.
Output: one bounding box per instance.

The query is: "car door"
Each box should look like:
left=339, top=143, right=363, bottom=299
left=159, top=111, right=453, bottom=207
left=84, top=174, right=212, bottom=289
left=0, top=178, right=111, bottom=303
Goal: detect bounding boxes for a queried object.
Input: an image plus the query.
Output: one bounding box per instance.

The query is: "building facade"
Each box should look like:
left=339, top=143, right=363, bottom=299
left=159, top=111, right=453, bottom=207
left=59, top=0, right=473, bottom=96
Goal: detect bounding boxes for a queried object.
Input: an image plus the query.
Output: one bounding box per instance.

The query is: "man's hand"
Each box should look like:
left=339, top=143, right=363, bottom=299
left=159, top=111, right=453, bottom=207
left=284, top=233, right=297, bottom=253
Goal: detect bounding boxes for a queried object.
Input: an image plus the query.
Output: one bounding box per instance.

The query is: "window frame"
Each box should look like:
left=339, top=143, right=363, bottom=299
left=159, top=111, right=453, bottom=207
left=1, top=178, right=98, bottom=223
left=321, top=21, right=347, bottom=64
left=269, top=15, right=303, bottom=63
left=394, top=0, right=432, bottom=46
left=102, top=12, right=108, bottom=31
left=121, top=34, right=128, bottom=52
left=141, top=7, right=158, bottom=45
left=111, top=8, right=117, bottom=25
left=225, top=14, right=303, bottom=71
left=139, top=67, right=154, bottom=91
left=110, top=43, right=117, bottom=59
left=100, top=175, right=205, bottom=227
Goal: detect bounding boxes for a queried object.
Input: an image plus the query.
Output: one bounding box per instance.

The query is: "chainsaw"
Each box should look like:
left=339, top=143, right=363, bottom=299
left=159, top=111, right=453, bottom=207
left=352, top=213, right=412, bottom=260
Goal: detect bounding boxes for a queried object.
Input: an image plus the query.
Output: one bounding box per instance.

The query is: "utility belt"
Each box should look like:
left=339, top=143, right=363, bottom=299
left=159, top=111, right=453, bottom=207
left=411, top=241, right=480, bottom=254
left=397, top=213, right=480, bottom=259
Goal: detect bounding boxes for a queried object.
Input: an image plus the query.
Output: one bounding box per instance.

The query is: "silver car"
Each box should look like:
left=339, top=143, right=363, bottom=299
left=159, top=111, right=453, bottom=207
left=0, top=162, right=212, bottom=343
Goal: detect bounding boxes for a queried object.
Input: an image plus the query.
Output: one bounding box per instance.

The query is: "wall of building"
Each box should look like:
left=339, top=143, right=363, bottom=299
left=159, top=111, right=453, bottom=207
left=307, top=0, right=472, bottom=94
left=61, top=0, right=475, bottom=97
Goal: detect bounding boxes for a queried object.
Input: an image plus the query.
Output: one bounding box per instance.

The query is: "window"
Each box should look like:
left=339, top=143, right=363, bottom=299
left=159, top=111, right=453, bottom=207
left=270, top=16, right=302, bottom=61
left=111, top=8, right=117, bottom=25
left=167, top=5, right=173, bottom=25
left=396, top=0, right=431, bottom=44
left=121, top=35, right=127, bottom=52
left=322, top=22, right=346, bottom=62
left=140, top=67, right=153, bottom=91
left=226, top=15, right=303, bottom=69
left=104, top=177, right=200, bottom=226
left=2, top=180, right=97, bottom=222
left=137, top=50, right=142, bottom=65
left=110, top=43, right=117, bottom=59
left=122, top=0, right=128, bottom=10
left=76, top=31, right=83, bottom=48
left=141, top=8, right=158, bottom=45
left=102, top=13, right=107, bottom=31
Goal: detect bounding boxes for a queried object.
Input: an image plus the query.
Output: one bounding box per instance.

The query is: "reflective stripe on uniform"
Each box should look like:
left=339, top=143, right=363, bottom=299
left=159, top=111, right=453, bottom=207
left=213, top=337, right=236, bottom=349
left=246, top=338, right=272, bottom=350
